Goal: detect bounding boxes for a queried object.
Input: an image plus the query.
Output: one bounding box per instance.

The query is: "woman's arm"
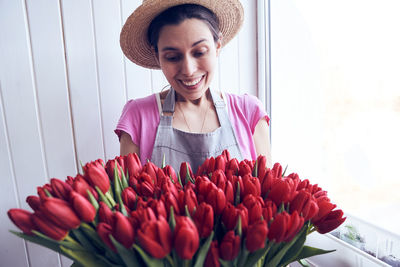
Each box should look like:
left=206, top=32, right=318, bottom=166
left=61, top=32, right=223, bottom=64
left=120, top=131, right=140, bottom=156
left=253, top=118, right=272, bottom=168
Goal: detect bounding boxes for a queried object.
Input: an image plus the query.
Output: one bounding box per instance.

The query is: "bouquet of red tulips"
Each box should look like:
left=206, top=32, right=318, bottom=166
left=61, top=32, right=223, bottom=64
left=8, top=150, right=346, bottom=267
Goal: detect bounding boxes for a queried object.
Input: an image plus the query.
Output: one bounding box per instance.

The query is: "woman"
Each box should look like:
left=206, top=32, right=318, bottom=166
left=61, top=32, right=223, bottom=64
left=115, top=0, right=271, bottom=172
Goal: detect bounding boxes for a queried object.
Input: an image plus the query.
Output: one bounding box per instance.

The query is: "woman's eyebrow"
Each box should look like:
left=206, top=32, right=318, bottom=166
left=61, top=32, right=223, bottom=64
left=160, top=39, right=207, bottom=52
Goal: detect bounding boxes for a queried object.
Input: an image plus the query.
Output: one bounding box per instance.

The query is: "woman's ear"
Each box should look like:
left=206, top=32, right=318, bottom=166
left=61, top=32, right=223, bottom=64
left=216, top=33, right=223, bottom=56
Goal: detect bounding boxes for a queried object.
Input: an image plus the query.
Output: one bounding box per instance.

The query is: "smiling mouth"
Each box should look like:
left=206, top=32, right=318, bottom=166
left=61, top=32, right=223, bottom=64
left=180, top=76, right=204, bottom=87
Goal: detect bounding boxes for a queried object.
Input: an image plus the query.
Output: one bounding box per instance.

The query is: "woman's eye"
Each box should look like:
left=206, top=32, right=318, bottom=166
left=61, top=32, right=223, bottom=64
left=165, top=54, right=181, bottom=62
left=194, top=50, right=207, bottom=57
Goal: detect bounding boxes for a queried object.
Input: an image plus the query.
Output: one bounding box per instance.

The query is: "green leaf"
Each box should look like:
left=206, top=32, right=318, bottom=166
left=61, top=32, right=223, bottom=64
left=243, top=242, right=272, bottom=267
left=32, top=230, right=84, bottom=252
left=169, top=206, right=176, bottom=231
left=278, top=223, right=308, bottom=266
left=60, top=246, right=110, bottom=267
left=87, top=189, right=99, bottom=211
left=293, top=246, right=335, bottom=262
left=109, top=235, right=141, bottom=266
left=162, top=154, right=166, bottom=168
left=265, top=225, right=308, bottom=267
left=219, top=258, right=233, bottom=267
left=235, top=181, right=241, bottom=206
left=282, top=165, right=288, bottom=177
left=193, top=231, right=214, bottom=267
left=133, top=244, right=164, bottom=267
left=298, top=259, right=312, bottom=267
left=95, top=186, right=112, bottom=208
left=253, top=159, right=259, bottom=177
left=10, top=230, right=72, bottom=260
left=71, top=228, right=100, bottom=254
left=120, top=166, right=129, bottom=189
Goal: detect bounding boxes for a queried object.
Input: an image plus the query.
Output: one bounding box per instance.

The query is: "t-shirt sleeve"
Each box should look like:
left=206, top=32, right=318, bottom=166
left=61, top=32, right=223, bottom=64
left=242, top=94, right=270, bottom=134
left=114, top=99, right=141, bottom=146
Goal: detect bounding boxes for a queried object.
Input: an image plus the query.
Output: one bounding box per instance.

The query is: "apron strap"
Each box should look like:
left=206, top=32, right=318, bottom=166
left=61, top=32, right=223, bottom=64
left=162, top=88, right=176, bottom=114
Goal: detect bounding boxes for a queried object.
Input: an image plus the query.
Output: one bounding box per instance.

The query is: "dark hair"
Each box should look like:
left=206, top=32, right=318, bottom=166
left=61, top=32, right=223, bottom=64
left=147, top=4, right=220, bottom=53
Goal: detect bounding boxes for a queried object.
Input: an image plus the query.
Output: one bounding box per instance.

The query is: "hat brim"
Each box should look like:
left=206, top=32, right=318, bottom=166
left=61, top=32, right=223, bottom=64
left=120, top=0, right=244, bottom=69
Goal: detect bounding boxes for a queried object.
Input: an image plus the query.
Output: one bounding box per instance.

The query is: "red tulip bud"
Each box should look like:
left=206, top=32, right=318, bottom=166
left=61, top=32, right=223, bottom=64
left=205, top=186, right=226, bottom=215
left=137, top=217, right=172, bottom=258
left=124, top=153, right=142, bottom=178
left=214, top=155, right=226, bottom=172
left=69, top=191, right=96, bottom=223
left=178, top=187, right=198, bottom=216
left=242, top=174, right=261, bottom=197
left=41, top=198, right=81, bottom=229
left=242, top=194, right=263, bottom=224
left=179, top=162, right=194, bottom=186
left=8, top=209, right=35, bottom=235
left=314, top=209, right=346, bottom=234
left=97, top=222, right=115, bottom=251
left=32, top=211, right=68, bottom=241
left=50, top=178, right=72, bottom=200
left=112, top=211, right=135, bottom=248
left=192, top=202, right=214, bottom=238
left=174, top=216, right=199, bottom=259
left=84, top=160, right=110, bottom=194
left=219, top=231, right=240, bottom=260
left=205, top=241, right=220, bottom=267
left=98, top=202, right=114, bottom=225
left=72, top=174, right=98, bottom=200
left=26, top=195, right=41, bottom=211
left=246, top=220, right=269, bottom=252
left=121, top=187, right=137, bottom=210
left=268, top=211, right=303, bottom=243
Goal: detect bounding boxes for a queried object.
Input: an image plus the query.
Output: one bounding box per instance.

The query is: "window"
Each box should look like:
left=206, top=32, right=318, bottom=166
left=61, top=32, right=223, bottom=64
left=268, top=0, right=400, bottom=238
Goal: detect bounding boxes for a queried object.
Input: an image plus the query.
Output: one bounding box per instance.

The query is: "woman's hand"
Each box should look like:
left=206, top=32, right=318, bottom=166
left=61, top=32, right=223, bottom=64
left=120, top=131, right=140, bottom=156
left=253, top=118, right=272, bottom=168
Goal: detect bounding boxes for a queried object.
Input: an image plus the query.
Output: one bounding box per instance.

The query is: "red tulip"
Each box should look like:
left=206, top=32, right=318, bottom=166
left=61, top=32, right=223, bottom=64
left=268, top=211, right=304, bottom=243
left=98, top=202, right=114, bottom=225
left=26, top=195, right=41, bottom=211
left=256, top=155, right=268, bottom=179
left=72, top=174, right=98, bottom=200
left=312, top=199, right=337, bottom=224
left=192, top=202, right=214, bottom=238
left=41, top=198, right=81, bottom=229
left=267, top=178, right=296, bottom=206
left=242, top=174, right=261, bottom=197
left=242, top=194, right=263, bottom=224
left=174, top=216, right=199, bottom=259
left=142, top=161, right=159, bottom=185
left=239, top=160, right=252, bottom=176
left=137, top=217, right=172, bottom=258
left=179, top=162, right=194, bottom=186
left=226, top=158, right=240, bottom=175
left=262, top=200, right=277, bottom=224
left=131, top=207, right=157, bottom=226
left=204, top=241, right=220, bottom=267
left=163, top=165, right=180, bottom=188
left=162, top=191, right=180, bottom=217
left=50, top=178, right=72, bottom=200
left=125, top=153, right=142, bottom=178
left=211, top=169, right=227, bottom=190
left=121, top=187, right=137, bottom=210
left=314, top=209, right=346, bottom=234
left=214, top=155, right=226, bottom=172
left=221, top=149, right=231, bottom=162
left=178, top=187, right=198, bottom=216
left=205, top=186, right=226, bottom=215
left=97, top=222, right=115, bottom=251
left=31, top=211, right=68, bottom=241
left=84, top=160, right=110, bottom=194
left=290, top=190, right=319, bottom=221
left=219, top=231, right=240, bottom=260
left=148, top=199, right=168, bottom=220
left=246, top=220, right=269, bottom=252
left=221, top=203, right=239, bottom=231
left=112, top=211, right=135, bottom=248
left=237, top=204, right=249, bottom=234
left=8, top=209, right=35, bottom=235
left=137, top=172, right=155, bottom=198
left=196, top=157, right=213, bottom=176
left=69, top=191, right=96, bottom=223
left=105, top=158, right=123, bottom=181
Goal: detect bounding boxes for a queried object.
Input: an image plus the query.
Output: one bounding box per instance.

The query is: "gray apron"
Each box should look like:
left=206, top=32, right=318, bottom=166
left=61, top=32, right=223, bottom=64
left=151, top=88, right=243, bottom=173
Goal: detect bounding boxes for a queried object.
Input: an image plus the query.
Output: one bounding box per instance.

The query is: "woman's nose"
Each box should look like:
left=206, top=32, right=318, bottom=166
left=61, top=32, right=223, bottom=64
left=180, top=55, right=197, bottom=76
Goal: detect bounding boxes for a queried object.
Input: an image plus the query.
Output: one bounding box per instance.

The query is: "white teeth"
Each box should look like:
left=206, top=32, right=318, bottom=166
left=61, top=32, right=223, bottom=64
left=181, top=77, right=202, bottom=86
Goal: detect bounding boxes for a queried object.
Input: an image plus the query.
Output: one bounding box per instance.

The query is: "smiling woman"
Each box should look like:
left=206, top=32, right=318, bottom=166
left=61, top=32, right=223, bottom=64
left=116, top=2, right=272, bottom=172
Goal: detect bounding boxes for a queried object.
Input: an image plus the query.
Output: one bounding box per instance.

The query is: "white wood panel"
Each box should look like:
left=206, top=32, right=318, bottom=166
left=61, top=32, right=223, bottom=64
left=92, top=0, right=127, bottom=160
left=61, top=0, right=105, bottom=164
left=0, top=1, right=62, bottom=266
left=219, top=34, right=241, bottom=94
left=239, top=0, right=258, bottom=96
left=25, top=0, right=77, bottom=178
left=121, top=0, right=153, bottom=100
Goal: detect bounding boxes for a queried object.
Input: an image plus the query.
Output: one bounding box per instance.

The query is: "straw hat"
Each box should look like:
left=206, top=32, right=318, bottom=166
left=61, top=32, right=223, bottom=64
left=120, top=0, right=244, bottom=69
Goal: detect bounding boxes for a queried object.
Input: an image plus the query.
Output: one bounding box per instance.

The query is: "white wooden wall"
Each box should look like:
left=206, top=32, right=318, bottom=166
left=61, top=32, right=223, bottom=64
left=0, top=0, right=259, bottom=266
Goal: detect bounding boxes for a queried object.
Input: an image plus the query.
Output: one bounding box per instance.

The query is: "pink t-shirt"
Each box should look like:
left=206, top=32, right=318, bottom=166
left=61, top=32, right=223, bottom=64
left=115, top=92, right=269, bottom=166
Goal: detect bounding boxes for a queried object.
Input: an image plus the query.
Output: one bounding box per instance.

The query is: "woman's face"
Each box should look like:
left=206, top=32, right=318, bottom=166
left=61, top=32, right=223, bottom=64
left=156, top=19, right=221, bottom=101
